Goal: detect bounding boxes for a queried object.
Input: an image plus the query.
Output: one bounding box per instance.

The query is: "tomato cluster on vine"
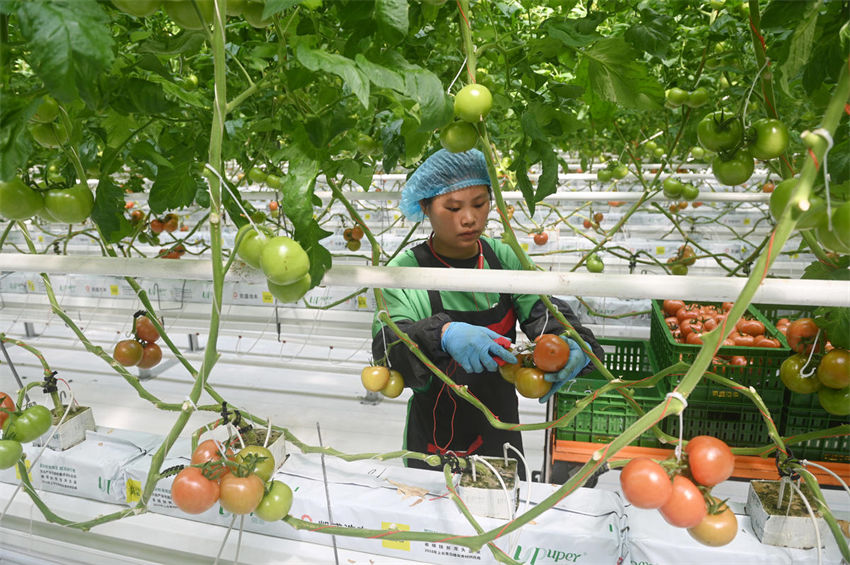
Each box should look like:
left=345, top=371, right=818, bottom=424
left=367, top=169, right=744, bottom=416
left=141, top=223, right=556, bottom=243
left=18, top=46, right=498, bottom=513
left=620, top=436, right=738, bottom=547
left=343, top=224, right=365, bottom=251
left=235, top=224, right=312, bottom=304
left=0, top=392, right=53, bottom=471
left=778, top=317, right=849, bottom=416
left=497, top=333, right=571, bottom=399
left=171, top=436, right=294, bottom=521
left=360, top=365, right=405, bottom=398
left=112, top=312, right=163, bottom=369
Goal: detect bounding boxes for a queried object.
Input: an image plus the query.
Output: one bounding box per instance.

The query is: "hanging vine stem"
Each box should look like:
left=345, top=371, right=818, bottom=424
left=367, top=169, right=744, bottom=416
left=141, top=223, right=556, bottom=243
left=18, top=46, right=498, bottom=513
left=0, top=333, right=52, bottom=378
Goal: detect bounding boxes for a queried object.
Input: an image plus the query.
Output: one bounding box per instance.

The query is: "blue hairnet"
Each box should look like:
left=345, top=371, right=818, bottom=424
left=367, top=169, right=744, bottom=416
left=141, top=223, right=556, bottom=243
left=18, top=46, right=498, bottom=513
left=399, top=149, right=491, bottom=222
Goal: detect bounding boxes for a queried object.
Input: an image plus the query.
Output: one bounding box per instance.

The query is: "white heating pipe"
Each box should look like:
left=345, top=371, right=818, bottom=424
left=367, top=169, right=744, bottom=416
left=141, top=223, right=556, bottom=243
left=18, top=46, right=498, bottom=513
left=1, top=254, right=846, bottom=306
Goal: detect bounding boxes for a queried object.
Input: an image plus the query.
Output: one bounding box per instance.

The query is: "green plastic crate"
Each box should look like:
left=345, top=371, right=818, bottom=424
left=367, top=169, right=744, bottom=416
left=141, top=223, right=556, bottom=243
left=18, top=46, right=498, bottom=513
left=779, top=388, right=850, bottom=463
left=554, top=338, right=665, bottom=447
left=662, top=402, right=771, bottom=447
left=649, top=300, right=790, bottom=409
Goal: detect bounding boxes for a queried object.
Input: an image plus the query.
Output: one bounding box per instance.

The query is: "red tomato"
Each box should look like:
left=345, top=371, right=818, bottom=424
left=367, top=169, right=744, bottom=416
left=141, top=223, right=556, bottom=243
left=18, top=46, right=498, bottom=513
left=721, top=302, right=734, bottom=312
left=533, top=231, right=549, bottom=245
left=688, top=498, right=738, bottom=546
left=732, top=334, right=755, bottom=347
left=171, top=466, right=220, bottom=514
left=219, top=473, right=265, bottom=515
left=134, top=315, right=160, bottom=343
left=532, top=334, right=570, bottom=372
left=679, top=319, right=703, bottom=338
left=729, top=356, right=748, bottom=366
left=619, top=457, right=673, bottom=509
left=686, top=332, right=704, bottom=345
left=676, top=307, right=700, bottom=325
left=786, top=318, right=821, bottom=354
left=663, top=300, right=686, bottom=317
left=817, top=349, right=850, bottom=389
left=703, top=317, right=718, bottom=332
left=737, top=319, right=765, bottom=337
left=113, top=339, right=143, bottom=366
left=659, top=475, right=707, bottom=528
left=685, top=435, right=735, bottom=486
left=137, top=342, right=163, bottom=369
left=665, top=317, right=680, bottom=331
left=0, top=392, right=15, bottom=429
left=753, top=335, right=780, bottom=348
left=191, top=439, right=233, bottom=480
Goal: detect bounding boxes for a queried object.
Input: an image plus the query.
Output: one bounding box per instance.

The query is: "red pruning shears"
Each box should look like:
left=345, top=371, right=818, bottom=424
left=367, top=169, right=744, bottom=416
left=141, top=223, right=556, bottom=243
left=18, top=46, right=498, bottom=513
left=493, top=336, right=512, bottom=367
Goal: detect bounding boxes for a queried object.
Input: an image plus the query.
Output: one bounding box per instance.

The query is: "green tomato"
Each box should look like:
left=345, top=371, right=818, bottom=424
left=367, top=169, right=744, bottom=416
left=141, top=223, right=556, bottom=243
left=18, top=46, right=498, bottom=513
left=44, top=184, right=95, bottom=224
left=662, top=177, right=683, bottom=199
left=236, top=224, right=274, bottom=269
left=818, top=385, right=850, bottom=417
left=236, top=445, right=275, bottom=482
left=586, top=255, right=604, bottom=273
left=815, top=205, right=850, bottom=254
left=0, top=178, right=44, bottom=220
left=671, top=264, right=689, bottom=276
left=3, top=405, right=52, bottom=443
left=768, top=178, right=827, bottom=230
left=259, top=236, right=310, bottom=285
left=112, top=0, right=161, bottom=16
left=0, top=440, right=23, bottom=470
left=697, top=111, right=744, bottom=152
left=439, top=121, right=478, bottom=153
left=681, top=183, right=700, bottom=201
left=690, top=146, right=706, bottom=160
left=267, top=274, right=311, bottom=303
left=612, top=164, right=629, bottom=179
left=597, top=169, right=613, bottom=182
left=749, top=118, right=789, bottom=160
left=247, top=167, right=268, bottom=183
left=665, top=87, right=689, bottom=107
left=32, top=96, right=60, bottom=123
left=780, top=354, right=821, bottom=394
left=243, top=0, right=272, bottom=27
left=30, top=121, right=69, bottom=148
left=163, top=0, right=214, bottom=29
left=644, top=140, right=658, bottom=153
left=454, top=84, right=492, bottom=123
left=301, top=0, right=322, bottom=9
left=254, top=480, right=293, bottom=522
left=711, top=149, right=754, bottom=186
left=685, top=87, right=709, bottom=108
left=653, top=147, right=665, bottom=158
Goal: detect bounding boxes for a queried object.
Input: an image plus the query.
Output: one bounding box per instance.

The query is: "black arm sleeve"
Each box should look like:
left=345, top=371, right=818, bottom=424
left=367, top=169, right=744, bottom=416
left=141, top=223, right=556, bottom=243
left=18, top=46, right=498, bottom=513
left=519, top=297, right=605, bottom=375
left=371, top=313, right=453, bottom=391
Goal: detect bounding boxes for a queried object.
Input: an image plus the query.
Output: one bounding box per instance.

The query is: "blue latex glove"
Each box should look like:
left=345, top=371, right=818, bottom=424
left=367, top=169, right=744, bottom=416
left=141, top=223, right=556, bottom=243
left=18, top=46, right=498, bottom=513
left=440, top=322, right=517, bottom=373
left=539, top=337, right=591, bottom=403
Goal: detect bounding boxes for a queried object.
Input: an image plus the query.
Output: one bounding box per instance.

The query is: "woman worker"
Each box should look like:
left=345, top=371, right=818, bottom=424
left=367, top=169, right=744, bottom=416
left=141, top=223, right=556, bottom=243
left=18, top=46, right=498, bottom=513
left=371, top=148, right=604, bottom=474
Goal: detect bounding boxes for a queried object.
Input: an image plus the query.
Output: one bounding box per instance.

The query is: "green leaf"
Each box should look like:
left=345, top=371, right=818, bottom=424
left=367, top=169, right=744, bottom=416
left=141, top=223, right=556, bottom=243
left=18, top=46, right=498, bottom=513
left=149, top=147, right=198, bottom=213
left=802, top=256, right=850, bottom=281
left=624, top=16, right=673, bottom=58
left=355, top=55, right=405, bottom=92
left=0, top=97, right=36, bottom=181
left=813, top=306, right=850, bottom=349
left=264, top=0, right=302, bottom=17
left=580, top=37, right=664, bottom=111
left=338, top=159, right=374, bottom=191
left=295, top=44, right=370, bottom=108
left=778, top=2, right=819, bottom=91
left=92, top=177, right=132, bottom=243
left=129, top=141, right=172, bottom=169
left=536, top=144, right=558, bottom=203
left=138, top=31, right=206, bottom=57
left=17, top=0, right=114, bottom=106
left=543, top=15, right=603, bottom=49
left=301, top=220, right=333, bottom=289
left=126, top=78, right=170, bottom=115
left=510, top=143, right=536, bottom=216
left=375, top=0, right=408, bottom=45
left=403, top=69, right=453, bottom=132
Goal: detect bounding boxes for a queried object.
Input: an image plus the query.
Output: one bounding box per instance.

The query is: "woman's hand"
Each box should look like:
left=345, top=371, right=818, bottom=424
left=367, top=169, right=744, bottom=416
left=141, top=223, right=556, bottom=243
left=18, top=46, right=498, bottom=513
left=440, top=322, right=516, bottom=373
left=539, top=337, right=591, bottom=403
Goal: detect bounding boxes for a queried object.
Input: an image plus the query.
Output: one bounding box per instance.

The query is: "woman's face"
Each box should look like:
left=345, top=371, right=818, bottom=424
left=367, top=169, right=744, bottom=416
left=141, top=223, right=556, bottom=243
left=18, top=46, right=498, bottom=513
left=421, top=185, right=490, bottom=259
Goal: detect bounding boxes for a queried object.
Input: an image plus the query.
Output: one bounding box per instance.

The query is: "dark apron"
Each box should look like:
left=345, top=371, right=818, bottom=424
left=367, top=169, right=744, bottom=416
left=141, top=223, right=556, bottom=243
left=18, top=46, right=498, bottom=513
left=405, top=240, right=524, bottom=474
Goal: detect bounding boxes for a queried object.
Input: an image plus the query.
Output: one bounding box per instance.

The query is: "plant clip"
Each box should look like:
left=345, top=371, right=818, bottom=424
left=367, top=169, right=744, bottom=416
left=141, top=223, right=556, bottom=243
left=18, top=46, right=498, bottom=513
left=628, top=253, right=638, bottom=273
left=220, top=401, right=232, bottom=421
left=440, top=452, right=464, bottom=475
left=42, top=371, right=59, bottom=394
left=775, top=449, right=801, bottom=481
